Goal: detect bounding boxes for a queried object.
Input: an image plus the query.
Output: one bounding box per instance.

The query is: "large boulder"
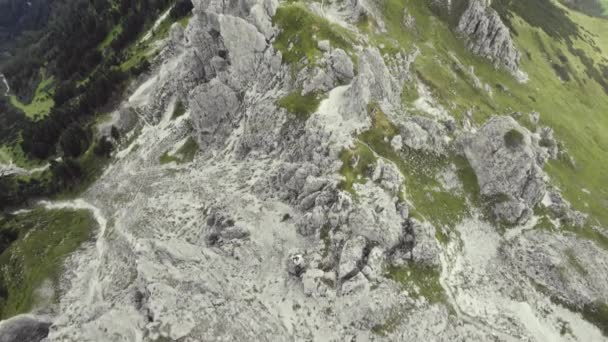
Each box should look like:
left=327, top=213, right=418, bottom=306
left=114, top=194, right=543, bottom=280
left=339, top=235, right=369, bottom=280
left=0, top=315, right=51, bottom=342
left=190, top=79, right=240, bottom=150
left=300, top=48, right=355, bottom=95
left=389, top=218, right=440, bottom=267
left=463, top=116, right=546, bottom=224
left=398, top=116, right=451, bottom=154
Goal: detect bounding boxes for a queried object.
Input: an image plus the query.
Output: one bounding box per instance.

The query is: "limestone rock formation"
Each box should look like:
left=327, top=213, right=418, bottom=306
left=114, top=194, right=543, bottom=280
left=545, top=190, right=588, bottom=228
left=462, top=116, right=546, bottom=224
left=299, top=48, right=355, bottom=95
left=371, top=159, right=405, bottom=196
left=339, top=235, right=368, bottom=280
left=389, top=218, right=440, bottom=267
left=0, top=315, right=50, bottom=342
left=504, top=230, right=608, bottom=310
left=6, top=0, right=603, bottom=340
left=398, top=116, right=451, bottom=154
left=456, top=0, right=524, bottom=80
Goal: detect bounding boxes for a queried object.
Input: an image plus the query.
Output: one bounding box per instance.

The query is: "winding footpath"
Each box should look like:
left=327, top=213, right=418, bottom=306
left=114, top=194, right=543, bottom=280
left=0, top=163, right=50, bottom=177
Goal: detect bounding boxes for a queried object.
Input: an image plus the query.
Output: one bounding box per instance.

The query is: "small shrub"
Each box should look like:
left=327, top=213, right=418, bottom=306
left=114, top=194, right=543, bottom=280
left=170, top=0, right=194, bottom=20
left=159, top=137, right=199, bottom=165
left=504, top=129, right=524, bottom=148
left=277, top=90, right=323, bottom=120
left=171, top=100, right=186, bottom=120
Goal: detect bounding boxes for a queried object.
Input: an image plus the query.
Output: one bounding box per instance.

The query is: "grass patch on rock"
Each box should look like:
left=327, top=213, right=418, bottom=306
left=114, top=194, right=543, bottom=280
left=277, top=89, right=324, bottom=120
left=9, top=71, right=55, bottom=121
left=338, top=142, right=377, bottom=196
left=0, top=208, right=95, bottom=319
left=386, top=263, right=446, bottom=304
left=171, top=100, right=187, bottom=120
left=371, top=308, right=409, bottom=336
left=272, top=3, right=354, bottom=65
left=159, top=137, right=199, bottom=165
left=338, top=104, right=475, bottom=232
left=564, top=248, right=589, bottom=276
left=504, top=129, right=524, bottom=149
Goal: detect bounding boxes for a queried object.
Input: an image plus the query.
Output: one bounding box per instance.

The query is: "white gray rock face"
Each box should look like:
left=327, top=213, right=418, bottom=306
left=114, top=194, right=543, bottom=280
left=343, top=48, right=407, bottom=116
left=21, top=0, right=604, bottom=340
left=98, top=108, right=138, bottom=141
left=190, top=79, right=240, bottom=149
left=362, top=246, right=386, bottom=281
left=399, top=116, right=450, bottom=154
left=463, top=116, right=546, bottom=224
left=339, top=235, right=368, bottom=280
left=302, top=268, right=335, bottom=297
left=504, top=230, right=608, bottom=309
left=390, top=218, right=440, bottom=267
left=546, top=190, right=588, bottom=228
left=457, top=0, right=523, bottom=79
left=348, top=182, right=406, bottom=249
left=341, top=272, right=370, bottom=295
left=300, top=48, right=355, bottom=95
left=537, top=126, right=559, bottom=162
left=372, top=158, right=405, bottom=196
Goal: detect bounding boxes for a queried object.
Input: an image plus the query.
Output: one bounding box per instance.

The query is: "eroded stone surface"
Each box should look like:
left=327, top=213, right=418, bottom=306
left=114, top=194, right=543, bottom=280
left=462, top=116, right=546, bottom=224
left=457, top=0, right=525, bottom=80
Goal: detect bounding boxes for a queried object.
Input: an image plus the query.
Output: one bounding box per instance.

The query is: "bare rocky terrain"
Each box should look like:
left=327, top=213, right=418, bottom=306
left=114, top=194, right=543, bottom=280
left=1, top=0, right=608, bottom=341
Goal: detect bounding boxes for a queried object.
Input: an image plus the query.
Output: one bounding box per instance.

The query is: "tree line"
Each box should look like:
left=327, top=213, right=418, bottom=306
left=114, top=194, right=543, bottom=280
left=0, top=0, right=194, bottom=210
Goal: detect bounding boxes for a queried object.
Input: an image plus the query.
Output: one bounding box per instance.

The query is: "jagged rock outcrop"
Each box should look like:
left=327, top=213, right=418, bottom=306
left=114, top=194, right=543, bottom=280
left=462, top=116, right=546, bottom=224
left=339, top=235, right=369, bottom=280
left=204, top=207, right=250, bottom=246
left=302, top=268, right=335, bottom=297
left=398, top=116, right=451, bottom=154
left=21, top=0, right=604, bottom=339
left=190, top=79, right=241, bottom=149
left=536, top=126, right=560, bottom=161
left=361, top=246, right=386, bottom=281
left=0, top=315, right=50, bottom=342
left=389, top=218, right=440, bottom=267
left=371, top=159, right=405, bottom=196
left=456, top=0, right=524, bottom=80
left=343, top=48, right=408, bottom=117
left=98, top=107, right=138, bottom=141
left=348, top=182, right=407, bottom=249
left=299, top=48, right=355, bottom=95
left=545, top=190, right=588, bottom=228
left=504, top=230, right=608, bottom=310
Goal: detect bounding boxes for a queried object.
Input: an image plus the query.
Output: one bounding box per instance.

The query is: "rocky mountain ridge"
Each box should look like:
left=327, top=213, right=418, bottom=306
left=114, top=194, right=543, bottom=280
left=0, top=0, right=607, bottom=340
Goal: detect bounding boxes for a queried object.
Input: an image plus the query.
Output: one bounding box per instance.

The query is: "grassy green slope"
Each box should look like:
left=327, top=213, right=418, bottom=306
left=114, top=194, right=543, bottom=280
left=372, top=0, right=608, bottom=232
left=9, top=72, right=54, bottom=121
left=0, top=209, right=95, bottom=318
